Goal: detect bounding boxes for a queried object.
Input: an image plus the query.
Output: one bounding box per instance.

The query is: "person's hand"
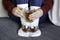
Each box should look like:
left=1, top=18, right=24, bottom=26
left=29, top=9, right=43, bottom=20
left=12, top=7, right=24, bottom=17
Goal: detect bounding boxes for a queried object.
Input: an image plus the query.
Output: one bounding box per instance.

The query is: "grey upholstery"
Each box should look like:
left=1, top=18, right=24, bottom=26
left=0, top=18, right=60, bottom=40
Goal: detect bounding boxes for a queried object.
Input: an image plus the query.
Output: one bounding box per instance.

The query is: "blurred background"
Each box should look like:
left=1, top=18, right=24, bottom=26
left=0, top=0, right=8, bottom=17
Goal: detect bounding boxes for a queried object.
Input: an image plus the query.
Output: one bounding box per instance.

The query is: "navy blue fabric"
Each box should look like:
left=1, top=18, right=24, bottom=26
left=39, top=14, right=47, bottom=24
left=8, top=12, right=20, bottom=23
left=11, top=0, right=17, bottom=6
left=30, top=0, right=44, bottom=6
left=16, top=0, right=28, bottom=4
left=16, top=0, right=44, bottom=6
left=8, top=0, right=47, bottom=24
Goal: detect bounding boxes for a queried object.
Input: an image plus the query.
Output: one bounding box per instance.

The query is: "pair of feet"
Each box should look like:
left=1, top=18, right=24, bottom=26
left=22, top=26, right=37, bottom=32
left=18, top=26, right=41, bottom=37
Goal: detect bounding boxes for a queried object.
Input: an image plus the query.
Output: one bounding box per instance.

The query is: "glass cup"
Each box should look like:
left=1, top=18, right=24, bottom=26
left=24, top=10, right=33, bottom=22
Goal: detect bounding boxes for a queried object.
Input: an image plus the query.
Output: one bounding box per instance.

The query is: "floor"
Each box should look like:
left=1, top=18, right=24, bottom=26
left=0, top=18, right=60, bottom=40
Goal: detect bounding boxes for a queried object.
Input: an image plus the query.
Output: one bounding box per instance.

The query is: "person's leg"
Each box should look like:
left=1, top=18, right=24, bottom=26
left=38, top=14, right=48, bottom=28
left=8, top=12, right=22, bottom=29
left=8, top=13, right=20, bottom=23
left=29, top=14, right=47, bottom=37
left=18, top=17, right=31, bottom=37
